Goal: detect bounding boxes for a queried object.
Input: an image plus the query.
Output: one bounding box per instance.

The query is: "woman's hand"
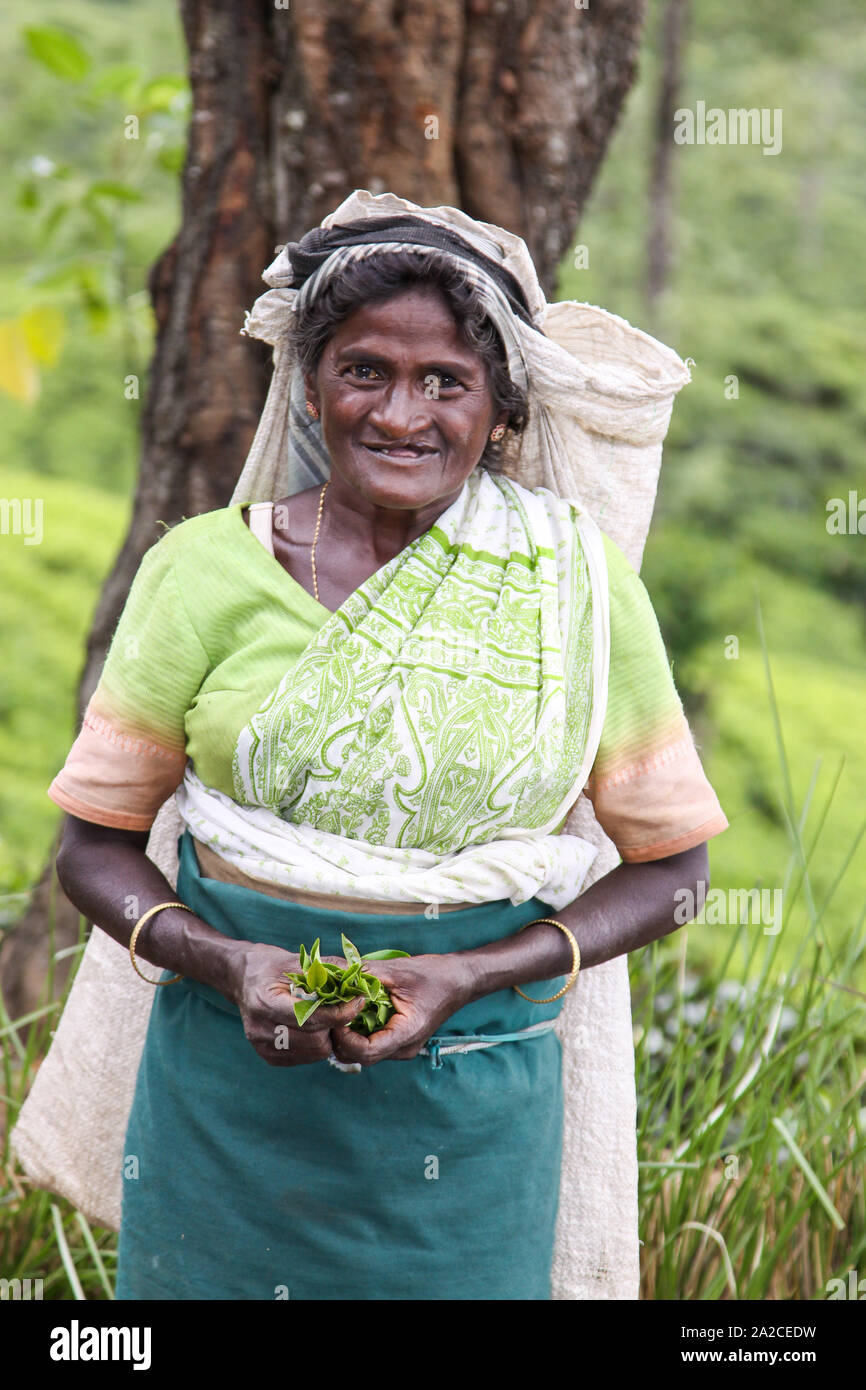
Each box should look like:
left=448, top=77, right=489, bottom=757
left=230, top=942, right=368, bottom=1067
left=328, top=952, right=476, bottom=1067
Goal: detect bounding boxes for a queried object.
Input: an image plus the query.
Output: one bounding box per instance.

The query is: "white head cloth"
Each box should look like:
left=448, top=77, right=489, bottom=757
left=12, top=190, right=692, bottom=1303
left=230, top=189, right=690, bottom=557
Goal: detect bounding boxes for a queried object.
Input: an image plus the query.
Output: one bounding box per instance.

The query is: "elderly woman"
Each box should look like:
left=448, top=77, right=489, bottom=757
left=47, top=192, right=727, bottom=1300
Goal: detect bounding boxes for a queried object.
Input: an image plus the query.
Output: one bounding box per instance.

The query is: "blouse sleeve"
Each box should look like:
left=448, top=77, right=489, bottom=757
left=582, top=532, right=729, bottom=862
left=47, top=528, right=210, bottom=832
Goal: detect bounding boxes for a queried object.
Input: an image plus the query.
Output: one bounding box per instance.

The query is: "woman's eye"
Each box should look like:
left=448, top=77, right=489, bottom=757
left=347, top=364, right=383, bottom=381
left=428, top=371, right=460, bottom=391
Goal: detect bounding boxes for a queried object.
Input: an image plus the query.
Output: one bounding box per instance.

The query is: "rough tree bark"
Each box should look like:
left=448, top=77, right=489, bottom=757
left=1, top=0, right=647, bottom=1018
left=646, top=0, right=690, bottom=321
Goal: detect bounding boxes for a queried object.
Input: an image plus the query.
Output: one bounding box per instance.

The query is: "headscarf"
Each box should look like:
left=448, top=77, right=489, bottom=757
left=229, top=189, right=690, bottom=546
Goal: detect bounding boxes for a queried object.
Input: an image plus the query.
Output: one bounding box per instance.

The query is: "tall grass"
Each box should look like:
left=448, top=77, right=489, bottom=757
left=634, top=603, right=866, bottom=1298
left=0, top=891, right=116, bottom=1299
left=1, top=610, right=863, bottom=1300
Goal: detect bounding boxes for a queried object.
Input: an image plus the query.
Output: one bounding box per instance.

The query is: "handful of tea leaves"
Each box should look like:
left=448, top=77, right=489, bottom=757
left=284, top=934, right=410, bottom=1035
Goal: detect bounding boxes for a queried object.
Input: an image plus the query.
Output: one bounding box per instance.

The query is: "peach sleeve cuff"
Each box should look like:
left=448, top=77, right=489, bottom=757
left=47, top=709, right=187, bottom=831
left=584, top=727, right=729, bottom=863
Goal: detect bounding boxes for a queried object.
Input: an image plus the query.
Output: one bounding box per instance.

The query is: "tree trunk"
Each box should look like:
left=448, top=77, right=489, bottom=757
left=2, top=0, right=647, bottom=1019
left=646, top=0, right=690, bottom=322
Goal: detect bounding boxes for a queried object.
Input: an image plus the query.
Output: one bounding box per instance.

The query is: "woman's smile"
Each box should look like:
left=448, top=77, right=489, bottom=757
left=360, top=439, right=440, bottom=462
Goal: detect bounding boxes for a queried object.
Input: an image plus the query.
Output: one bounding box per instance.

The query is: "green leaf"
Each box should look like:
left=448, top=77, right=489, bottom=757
left=293, top=998, right=323, bottom=1027
left=352, top=1005, right=379, bottom=1035
left=0, top=320, right=39, bottom=404
left=20, top=307, right=65, bottom=367
left=361, top=948, right=410, bottom=960
left=306, top=958, right=328, bottom=992
left=139, top=74, right=189, bottom=112
left=156, top=145, right=186, bottom=176
left=340, top=962, right=362, bottom=991
left=87, top=62, right=143, bottom=103
left=37, top=203, right=70, bottom=243
left=298, top=944, right=308, bottom=972
left=341, top=934, right=362, bottom=967
left=16, top=181, right=40, bottom=211
left=88, top=180, right=144, bottom=203
left=23, top=25, right=91, bottom=81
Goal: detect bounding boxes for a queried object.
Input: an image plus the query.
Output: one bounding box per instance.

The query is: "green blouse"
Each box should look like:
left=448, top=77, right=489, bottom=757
left=48, top=504, right=728, bottom=863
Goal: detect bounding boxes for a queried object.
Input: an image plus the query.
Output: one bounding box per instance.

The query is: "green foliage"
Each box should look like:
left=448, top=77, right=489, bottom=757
left=1, top=903, right=117, bottom=1299
left=23, top=26, right=91, bottom=82
left=0, top=0, right=186, bottom=480
left=632, top=657, right=866, bottom=1298
left=0, top=468, right=128, bottom=902
left=557, top=0, right=866, bottom=612
left=556, top=0, right=866, bottom=960
left=284, top=935, right=410, bottom=1034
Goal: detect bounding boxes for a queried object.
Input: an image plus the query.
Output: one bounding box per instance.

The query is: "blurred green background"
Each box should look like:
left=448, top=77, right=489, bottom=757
left=1, top=0, right=864, bottom=987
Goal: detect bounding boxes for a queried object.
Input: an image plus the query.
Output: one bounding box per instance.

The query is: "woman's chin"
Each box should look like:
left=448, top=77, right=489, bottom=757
left=332, top=455, right=469, bottom=509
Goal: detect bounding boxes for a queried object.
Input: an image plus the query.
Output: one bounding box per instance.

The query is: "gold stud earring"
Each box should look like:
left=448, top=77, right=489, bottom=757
left=490, top=423, right=506, bottom=442
left=306, top=401, right=320, bottom=420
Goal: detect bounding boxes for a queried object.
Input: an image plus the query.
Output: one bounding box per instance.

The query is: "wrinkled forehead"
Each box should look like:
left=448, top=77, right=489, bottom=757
left=296, top=242, right=529, bottom=394
left=316, top=287, right=496, bottom=373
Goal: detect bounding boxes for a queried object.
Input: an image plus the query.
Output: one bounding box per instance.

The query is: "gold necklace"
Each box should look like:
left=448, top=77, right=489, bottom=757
left=310, top=480, right=329, bottom=602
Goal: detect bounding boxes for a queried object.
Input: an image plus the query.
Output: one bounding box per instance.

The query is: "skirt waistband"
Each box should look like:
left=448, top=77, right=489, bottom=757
left=174, top=829, right=566, bottom=1039
left=192, top=839, right=476, bottom=915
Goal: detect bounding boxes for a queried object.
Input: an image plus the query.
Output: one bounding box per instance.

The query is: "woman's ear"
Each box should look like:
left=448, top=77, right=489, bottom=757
left=302, top=371, right=320, bottom=412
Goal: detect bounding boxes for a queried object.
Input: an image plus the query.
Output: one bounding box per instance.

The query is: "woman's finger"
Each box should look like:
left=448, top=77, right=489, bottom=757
left=248, top=1023, right=333, bottom=1067
left=296, top=992, right=368, bottom=1031
left=330, top=1012, right=419, bottom=1065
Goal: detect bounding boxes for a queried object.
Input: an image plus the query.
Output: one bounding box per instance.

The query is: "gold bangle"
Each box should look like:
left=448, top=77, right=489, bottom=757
left=129, top=902, right=193, bottom=985
left=512, top=917, right=580, bottom=1004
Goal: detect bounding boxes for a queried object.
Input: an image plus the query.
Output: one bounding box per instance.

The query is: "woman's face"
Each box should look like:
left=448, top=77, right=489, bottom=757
left=303, top=286, right=507, bottom=513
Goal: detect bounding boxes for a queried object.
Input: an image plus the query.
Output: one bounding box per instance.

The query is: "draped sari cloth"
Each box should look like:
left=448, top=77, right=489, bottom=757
left=178, top=465, right=609, bottom=910
left=12, top=190, right=693, bottom=1300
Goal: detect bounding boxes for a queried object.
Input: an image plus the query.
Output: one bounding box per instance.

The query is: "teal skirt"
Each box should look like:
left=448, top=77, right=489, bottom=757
left=116, top=832, right=567, bottom=1301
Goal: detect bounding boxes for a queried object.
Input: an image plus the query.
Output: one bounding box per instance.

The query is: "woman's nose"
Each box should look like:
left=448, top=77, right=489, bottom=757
left=366, top=379, right=434, bottom=437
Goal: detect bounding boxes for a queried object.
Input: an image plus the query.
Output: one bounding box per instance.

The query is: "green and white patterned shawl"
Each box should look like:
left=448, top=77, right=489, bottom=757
left=178, top=466, right=609, bottom=909
left=236, top=465, right=600, bottom=845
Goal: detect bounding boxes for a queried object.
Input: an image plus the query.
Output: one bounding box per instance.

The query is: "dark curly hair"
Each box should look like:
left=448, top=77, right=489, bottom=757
left=290, top=250, right=528, bottom=471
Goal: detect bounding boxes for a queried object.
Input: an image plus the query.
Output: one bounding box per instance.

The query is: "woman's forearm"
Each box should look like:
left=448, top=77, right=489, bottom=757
left=458, top=842, right=710, bottom=1002
left=56, top=815, right=251, bottom=1001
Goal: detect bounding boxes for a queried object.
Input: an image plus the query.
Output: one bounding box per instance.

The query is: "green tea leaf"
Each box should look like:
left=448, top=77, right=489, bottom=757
left=288, top=939, right=409, bottom=1035
left=341, top=934, right=362, bottom=967
left=340, top=962, right=362, bottom=991
left=293, top=998, right=323, bottom=1026
left=351, top=1004, right=379, bottom=1035
left=306, top=958, right=328, bottom=991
